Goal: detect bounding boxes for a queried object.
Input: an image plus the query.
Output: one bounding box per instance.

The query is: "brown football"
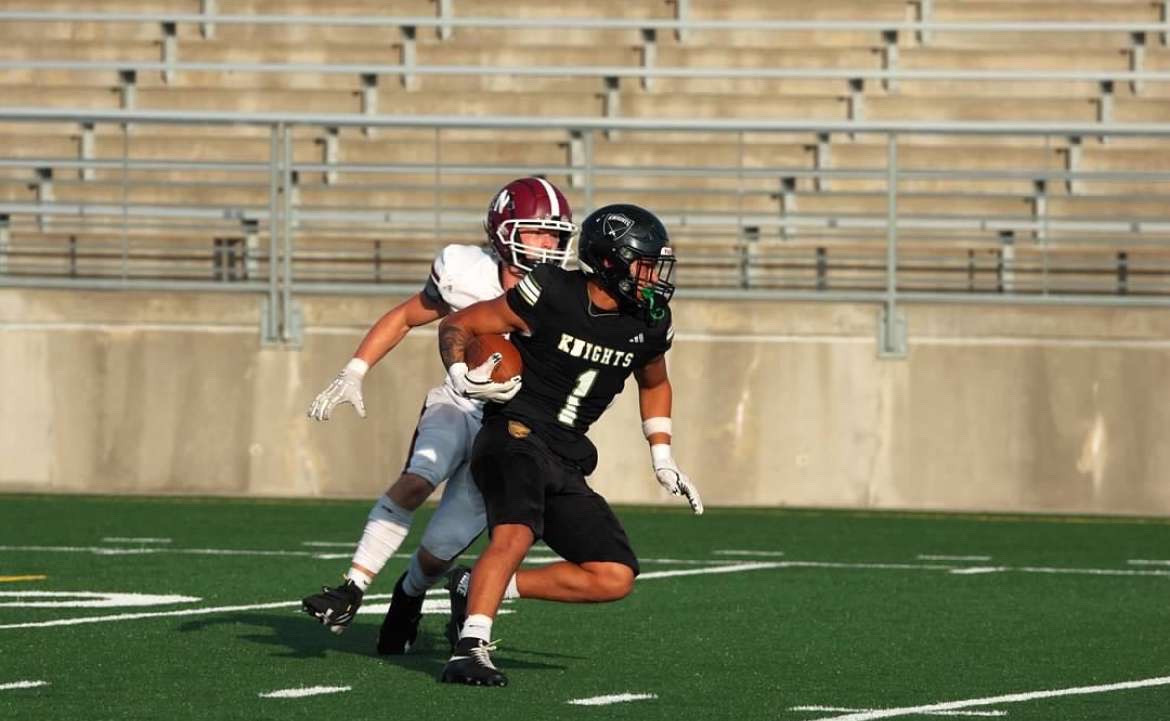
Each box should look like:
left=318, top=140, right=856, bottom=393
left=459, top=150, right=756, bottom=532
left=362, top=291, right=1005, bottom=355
left=465, top=334, right=523, bottom=383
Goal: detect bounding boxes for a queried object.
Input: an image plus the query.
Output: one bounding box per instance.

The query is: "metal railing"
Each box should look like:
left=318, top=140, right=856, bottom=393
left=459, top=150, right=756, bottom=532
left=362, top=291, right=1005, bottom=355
left=1, top=108, right=1169, bottom=356
left=3, top=8, right=1167, bottom=123
left=4, top=60, right=1169, bottom=85
left=3, top=8, right=1168, bottom=117
left=2, top=10, right=1167, bottom=34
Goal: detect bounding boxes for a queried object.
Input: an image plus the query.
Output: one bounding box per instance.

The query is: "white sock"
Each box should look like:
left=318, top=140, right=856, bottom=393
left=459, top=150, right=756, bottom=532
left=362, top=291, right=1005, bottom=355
left=345, top=567, right=373, bottom=592
left=402, top=552, right=445, bottom=597
left=349, top=496, right=413, bottom=584
left=502, top=573, right=521, bottom=600
left=461, top=613, right=493, bottom=643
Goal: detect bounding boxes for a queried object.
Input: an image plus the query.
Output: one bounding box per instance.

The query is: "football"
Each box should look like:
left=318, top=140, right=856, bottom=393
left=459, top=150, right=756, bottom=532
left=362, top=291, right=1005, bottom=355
left=465, top=333, right=523, bottom=383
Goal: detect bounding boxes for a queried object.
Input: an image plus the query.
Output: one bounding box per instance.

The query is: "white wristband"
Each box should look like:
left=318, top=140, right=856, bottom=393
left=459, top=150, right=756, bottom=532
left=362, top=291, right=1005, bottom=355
left=642, top=416, right=672, bottom=438
left=345, top=357, right=369, bottom=379
left=650, top=443, right=674, bottom=466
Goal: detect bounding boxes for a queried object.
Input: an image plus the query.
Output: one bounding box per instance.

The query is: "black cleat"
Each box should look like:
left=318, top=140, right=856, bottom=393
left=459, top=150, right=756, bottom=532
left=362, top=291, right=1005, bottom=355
left=439, top=637, right=507, bottom=687
left=377, top=572, right=425, bottom=655
left=301, top=579, right=363, bottom=635
left=445, top=565, right=471, bottom=649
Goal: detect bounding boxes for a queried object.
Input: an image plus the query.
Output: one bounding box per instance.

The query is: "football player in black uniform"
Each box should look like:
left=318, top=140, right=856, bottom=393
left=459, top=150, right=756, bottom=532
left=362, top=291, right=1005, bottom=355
left=434, top=204, right=703, bottom=687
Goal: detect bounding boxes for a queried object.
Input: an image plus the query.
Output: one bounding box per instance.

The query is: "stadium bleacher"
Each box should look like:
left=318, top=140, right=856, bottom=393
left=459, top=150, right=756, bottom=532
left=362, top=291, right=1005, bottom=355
left=0, top=0, right=1167, bottom=295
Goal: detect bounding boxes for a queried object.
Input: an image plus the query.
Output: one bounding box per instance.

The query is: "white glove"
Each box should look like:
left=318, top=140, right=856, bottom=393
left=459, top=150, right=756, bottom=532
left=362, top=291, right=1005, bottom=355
left=651, top=444, right=703, bottom=515
left=308, top=358, right=368, bottom=420
left=447, top=353, right=521, bottom=403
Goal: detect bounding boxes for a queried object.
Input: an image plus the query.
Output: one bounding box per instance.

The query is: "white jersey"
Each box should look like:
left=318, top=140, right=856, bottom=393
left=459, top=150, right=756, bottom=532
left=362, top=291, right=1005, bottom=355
left=424, top=244, right=505, bottom=412
left=428, top=244, right=504, bottom=312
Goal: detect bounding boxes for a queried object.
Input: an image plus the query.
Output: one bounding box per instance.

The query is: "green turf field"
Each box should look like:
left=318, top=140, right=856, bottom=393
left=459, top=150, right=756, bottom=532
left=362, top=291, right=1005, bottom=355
left=1, top=494, right=1169, bottom=721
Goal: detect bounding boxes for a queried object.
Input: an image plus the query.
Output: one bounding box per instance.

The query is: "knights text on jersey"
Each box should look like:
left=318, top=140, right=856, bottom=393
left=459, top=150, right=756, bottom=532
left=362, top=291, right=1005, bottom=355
left=423, top=244, right=504, bottom=312
left=495, top=263, right=673, bottom=467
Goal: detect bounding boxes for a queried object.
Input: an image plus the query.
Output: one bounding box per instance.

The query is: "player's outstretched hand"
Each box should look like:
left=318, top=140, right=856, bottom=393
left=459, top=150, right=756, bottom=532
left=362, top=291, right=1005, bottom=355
left=651, top=449, right=704, bottom=515
left=448, top=353, right=522, bottom=403
left=308, top=360, right=367, bottom=420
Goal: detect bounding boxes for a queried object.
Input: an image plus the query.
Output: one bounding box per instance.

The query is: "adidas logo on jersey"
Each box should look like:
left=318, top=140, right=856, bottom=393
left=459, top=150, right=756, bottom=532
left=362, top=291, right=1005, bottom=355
left=629, top=332, right=644, bottom=344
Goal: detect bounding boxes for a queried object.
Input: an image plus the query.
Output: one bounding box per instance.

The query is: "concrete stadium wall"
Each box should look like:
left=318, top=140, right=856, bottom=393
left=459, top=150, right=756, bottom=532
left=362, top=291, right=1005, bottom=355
left=2, top=288, right=1169, bottom=515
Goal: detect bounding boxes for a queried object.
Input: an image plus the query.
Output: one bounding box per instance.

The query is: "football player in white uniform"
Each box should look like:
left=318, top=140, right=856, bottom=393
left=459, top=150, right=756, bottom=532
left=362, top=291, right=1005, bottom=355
left=301, top=177, right=577, bottom=654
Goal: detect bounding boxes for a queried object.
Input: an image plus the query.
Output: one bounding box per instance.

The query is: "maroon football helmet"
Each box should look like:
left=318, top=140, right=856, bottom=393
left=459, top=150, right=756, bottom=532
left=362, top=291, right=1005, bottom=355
left=484, top=177, right=576, bottom=271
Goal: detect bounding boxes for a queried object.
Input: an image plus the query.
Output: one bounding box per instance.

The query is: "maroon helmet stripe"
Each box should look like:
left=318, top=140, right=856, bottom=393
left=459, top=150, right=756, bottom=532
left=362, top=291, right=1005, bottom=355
left=533, top=177, right=560, bottom=217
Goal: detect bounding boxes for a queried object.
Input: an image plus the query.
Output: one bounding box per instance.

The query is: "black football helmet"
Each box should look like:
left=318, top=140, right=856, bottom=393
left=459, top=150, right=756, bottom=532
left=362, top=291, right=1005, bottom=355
left=578, top=204, right=675, bottom=323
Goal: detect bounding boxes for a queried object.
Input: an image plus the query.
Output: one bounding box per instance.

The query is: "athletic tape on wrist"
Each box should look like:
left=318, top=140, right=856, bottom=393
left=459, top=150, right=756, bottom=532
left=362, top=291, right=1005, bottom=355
left=642, top=416, right=672, bottom=438
left=650, top=443, right=674, bottom=467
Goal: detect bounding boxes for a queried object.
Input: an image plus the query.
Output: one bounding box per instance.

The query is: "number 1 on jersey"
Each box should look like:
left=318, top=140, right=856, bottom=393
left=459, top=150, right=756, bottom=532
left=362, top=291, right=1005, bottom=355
left=557, top=369, right=599, bottom=426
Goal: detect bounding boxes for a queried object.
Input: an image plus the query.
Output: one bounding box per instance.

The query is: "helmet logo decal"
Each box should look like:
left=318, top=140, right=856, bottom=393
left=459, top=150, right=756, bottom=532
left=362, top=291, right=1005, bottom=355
left=492, top=189, right=511, bottom=214
left=603, top=213, right=634, bottom=241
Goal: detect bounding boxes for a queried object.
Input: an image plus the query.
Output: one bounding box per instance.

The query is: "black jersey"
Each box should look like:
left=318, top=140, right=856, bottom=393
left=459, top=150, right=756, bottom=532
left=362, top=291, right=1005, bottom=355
left=488, top=263, right=673, bottom=473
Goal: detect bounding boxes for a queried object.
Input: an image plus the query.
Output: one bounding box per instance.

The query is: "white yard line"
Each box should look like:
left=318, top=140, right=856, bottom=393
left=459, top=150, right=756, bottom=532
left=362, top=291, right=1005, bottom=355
left=0, top=591, right=199, bottom=608
left=1128, top=559, right=1170, bottom=566
left=917, top=555, right=992, bottom=562
left=714, top=549, right=786, bottom=557
left=0, top=564, right=775, bottom=630
left=101, top=537, right=172, bottom=544
left=638, top=562, right=785, bottom=580
left=0, top=544, right=743, bottom=567
left=0, top=599, right=304, bottom=630
left=792, top=706, right=1005, bottom=717
left=774, top=560, right=1170, bottom=578
left=5, top=553, right=1170, bottom=631
left=0, top=681, right=49, bottom=691
left=301, top=541, right=356, bottom=547
left=1014, top=565, right=1170, bottom=578
left=524, top=556, right=744, bottom=567
left=0, top=544, right=746, bottom=566
left=4, top=544, right=1168, bottom=579
left=567, top=692, right=657, bottom=706
left=806, top=675, right=1170, bottom=721
left=259, top=686, right=350, bottom=699
left=0, top=545, right=318, bottom=558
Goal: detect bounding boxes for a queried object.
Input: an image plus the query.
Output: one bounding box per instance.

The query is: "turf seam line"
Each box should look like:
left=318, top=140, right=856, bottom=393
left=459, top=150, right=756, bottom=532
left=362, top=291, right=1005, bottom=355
left=806, top=674, right=1170, bottom=721
left=792, top=706, right=1006, bottom=718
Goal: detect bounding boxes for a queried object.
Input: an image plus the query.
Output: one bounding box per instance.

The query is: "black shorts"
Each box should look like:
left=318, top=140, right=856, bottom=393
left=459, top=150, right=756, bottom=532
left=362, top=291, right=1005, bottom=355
left=470, top=415, right=640, bottom=576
